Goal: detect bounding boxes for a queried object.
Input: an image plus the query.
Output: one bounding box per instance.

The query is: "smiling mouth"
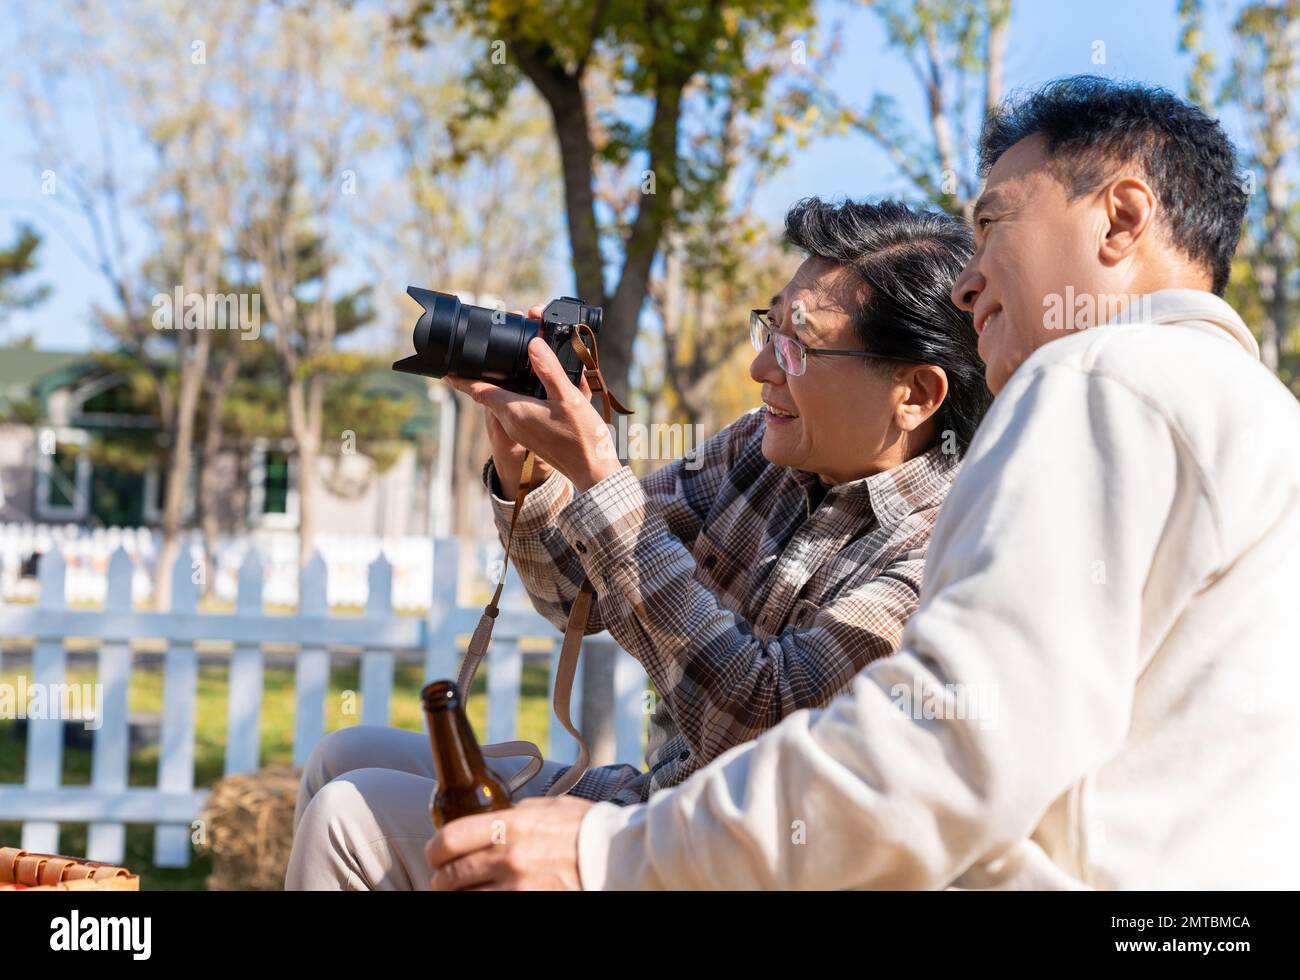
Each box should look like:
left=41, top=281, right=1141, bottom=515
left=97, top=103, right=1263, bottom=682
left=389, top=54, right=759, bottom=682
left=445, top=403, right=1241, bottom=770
left=976, top=306, right=1002, bottom=337
left=764, top=403, right=799, bottom=419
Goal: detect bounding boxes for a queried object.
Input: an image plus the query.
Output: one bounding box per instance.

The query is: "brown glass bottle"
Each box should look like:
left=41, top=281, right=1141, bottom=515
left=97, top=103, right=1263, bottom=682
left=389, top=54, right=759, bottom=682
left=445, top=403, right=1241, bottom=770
left=421, top=679, right=513, bottom=828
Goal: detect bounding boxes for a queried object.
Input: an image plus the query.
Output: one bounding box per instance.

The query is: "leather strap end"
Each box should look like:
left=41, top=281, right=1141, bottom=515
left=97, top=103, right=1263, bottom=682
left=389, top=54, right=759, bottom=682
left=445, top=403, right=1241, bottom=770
left=467, top=612, right=495, bottom=658
left=482, top=739, right=546, bottom=796
left=543, top=581, right=596, bottom=798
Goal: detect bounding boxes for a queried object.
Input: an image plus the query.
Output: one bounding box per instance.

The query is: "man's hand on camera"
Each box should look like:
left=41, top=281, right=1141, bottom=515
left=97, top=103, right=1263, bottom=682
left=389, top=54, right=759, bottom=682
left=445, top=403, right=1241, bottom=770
left=445, top=331, right=622, bottom=495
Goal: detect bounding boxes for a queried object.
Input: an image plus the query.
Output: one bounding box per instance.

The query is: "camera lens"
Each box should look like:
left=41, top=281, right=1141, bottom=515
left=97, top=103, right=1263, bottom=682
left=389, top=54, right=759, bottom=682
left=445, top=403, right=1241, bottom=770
left=396, top=287, right=540, bottom=392
left=450, top=300, right=539, bottom=387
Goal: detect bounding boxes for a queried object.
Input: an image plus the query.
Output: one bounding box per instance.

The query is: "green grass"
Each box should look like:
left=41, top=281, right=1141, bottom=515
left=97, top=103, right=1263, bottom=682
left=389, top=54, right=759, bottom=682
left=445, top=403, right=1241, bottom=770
left=0, top=654, right=554, bottom=890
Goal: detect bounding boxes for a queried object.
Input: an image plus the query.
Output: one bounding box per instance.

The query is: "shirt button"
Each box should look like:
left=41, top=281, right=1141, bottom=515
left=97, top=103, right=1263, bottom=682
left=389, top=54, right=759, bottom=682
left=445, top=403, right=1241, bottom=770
left=702, top=554, right=717, bottom=570
left=574, top=541, right=587, bottom=554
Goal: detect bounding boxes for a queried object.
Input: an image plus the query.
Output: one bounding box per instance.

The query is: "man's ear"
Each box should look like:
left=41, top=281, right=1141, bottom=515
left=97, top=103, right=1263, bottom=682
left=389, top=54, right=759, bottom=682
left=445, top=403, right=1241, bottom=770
left=895, top=364, right=948, bottom=433
left=1099, top=176, right=1158, bottom=266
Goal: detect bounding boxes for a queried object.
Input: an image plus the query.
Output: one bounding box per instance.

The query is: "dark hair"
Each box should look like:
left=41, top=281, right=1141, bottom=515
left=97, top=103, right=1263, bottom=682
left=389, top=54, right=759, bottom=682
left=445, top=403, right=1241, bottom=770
left=978, top=75, right=1247, bottom=296
left=783, top=197, right=991, bottom=456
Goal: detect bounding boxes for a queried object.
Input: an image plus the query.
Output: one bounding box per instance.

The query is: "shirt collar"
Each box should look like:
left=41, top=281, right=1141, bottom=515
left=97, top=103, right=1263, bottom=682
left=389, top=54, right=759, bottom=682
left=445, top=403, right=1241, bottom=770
left=792, top=445, right=959, bottom=530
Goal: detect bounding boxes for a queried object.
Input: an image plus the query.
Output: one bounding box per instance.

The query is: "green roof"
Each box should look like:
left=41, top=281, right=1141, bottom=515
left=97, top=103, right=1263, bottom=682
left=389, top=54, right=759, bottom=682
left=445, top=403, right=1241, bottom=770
left=0, top=348, right=94, bottom=390
left=0, top=348, right=101, bottom=411
left=0, top=347, right=441, bottom=441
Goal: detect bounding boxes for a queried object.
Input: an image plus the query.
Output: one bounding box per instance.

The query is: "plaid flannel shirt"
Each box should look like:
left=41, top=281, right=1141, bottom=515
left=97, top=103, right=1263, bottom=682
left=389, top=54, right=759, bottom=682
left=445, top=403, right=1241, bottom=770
left=483, top=407, right=960, bottom=805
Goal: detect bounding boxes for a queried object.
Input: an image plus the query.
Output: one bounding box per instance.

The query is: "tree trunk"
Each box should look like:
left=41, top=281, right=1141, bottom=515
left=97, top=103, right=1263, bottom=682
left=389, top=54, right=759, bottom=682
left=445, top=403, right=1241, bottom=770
left=451, top=390, right=491, bottom=539
left=510, top=44, right=606, bottom=309
left=287, top=373, right=325, bottom=571
left=602, top=76, right=688, bottom=395
left=512, top=45, right=688, bottom=397
left=197, top=353, right=240, bottom=598
left=152, top=328, right=211, bottom=610
left=296, top=431, right=318, bottom=569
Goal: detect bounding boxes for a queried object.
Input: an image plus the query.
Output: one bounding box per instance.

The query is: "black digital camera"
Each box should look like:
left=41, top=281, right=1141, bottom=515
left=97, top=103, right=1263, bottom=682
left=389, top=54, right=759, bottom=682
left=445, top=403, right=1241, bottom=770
left=393, top=286, right=603, bottom=400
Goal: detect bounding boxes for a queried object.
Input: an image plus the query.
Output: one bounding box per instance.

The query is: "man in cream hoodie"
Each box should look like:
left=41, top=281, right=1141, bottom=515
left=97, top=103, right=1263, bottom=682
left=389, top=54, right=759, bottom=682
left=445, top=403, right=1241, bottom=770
left=425, top=75, right=1300, bottom=890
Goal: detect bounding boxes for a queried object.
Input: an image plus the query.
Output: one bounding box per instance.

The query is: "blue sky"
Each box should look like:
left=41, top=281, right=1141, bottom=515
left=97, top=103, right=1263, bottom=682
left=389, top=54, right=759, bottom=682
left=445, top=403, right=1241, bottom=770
left=750, top=0, right=1250, bottom=221
left=0, top=0, right=1250, bottom=352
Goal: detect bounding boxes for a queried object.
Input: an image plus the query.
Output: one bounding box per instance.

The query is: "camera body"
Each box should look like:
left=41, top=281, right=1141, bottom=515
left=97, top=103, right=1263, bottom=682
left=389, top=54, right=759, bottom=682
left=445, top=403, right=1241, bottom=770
left=393, top=286, right=603, bottom=401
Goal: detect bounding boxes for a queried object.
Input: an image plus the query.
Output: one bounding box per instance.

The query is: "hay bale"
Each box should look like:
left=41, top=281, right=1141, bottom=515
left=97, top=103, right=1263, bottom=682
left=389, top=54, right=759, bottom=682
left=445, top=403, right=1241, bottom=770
left=198, top=764, right=301, bottom=891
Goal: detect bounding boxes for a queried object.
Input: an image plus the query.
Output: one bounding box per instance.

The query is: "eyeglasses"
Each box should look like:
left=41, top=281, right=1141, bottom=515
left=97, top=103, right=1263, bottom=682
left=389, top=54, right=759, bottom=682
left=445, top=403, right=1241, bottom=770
left=749, top=309, right=898, bottom=378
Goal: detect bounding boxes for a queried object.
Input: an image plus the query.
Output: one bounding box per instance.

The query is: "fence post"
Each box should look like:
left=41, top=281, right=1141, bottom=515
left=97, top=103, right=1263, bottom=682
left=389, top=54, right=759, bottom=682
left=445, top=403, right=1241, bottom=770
left=293, top=552, right=330, bottom=766
left=424, top=537, right=459, bottom=683
left=87, top=547, right=134, bottom=864
left=579, top=637, right=617, bottom=768
left=359, top=555, right=394, bottom=727
left=154, top=551, right=199, bottom=868
left=22, top=549, right=67, bottom=854
left=486, top=636, right=521, bottom=745
left=225, top=551, right=264, bottom=776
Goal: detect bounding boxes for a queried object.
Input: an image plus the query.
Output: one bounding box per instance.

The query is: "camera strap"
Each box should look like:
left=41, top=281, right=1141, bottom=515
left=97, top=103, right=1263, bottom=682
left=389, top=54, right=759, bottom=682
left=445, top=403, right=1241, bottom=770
left=457, top=325, right=631, bottom=799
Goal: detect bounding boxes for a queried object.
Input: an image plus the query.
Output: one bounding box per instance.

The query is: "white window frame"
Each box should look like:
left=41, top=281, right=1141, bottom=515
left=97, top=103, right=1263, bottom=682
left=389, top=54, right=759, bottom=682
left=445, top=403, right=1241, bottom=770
left=142, top=467, right=163, bottom=524
left=35, top=427, right=92, bottom=521
left=248, top=438, right=299, bottom=530
left=68, top=371, right=156, bottom=429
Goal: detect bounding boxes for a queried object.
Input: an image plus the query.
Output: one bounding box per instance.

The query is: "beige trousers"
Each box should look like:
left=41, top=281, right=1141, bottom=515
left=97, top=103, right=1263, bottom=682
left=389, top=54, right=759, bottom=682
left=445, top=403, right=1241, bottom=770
left=284, top=724, right=568, bottom=890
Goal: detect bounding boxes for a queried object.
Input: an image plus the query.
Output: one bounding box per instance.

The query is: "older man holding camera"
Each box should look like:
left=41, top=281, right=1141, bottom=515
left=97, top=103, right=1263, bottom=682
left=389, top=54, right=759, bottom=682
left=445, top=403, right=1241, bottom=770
left=285, top=198, right=991, bottom=889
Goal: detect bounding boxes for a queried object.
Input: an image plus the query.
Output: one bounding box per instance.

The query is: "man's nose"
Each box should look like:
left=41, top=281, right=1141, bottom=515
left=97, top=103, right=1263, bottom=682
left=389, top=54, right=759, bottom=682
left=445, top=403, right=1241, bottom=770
left=951, top=261, right=983, bottom=312
left=750, top=343, right=784, bottom=385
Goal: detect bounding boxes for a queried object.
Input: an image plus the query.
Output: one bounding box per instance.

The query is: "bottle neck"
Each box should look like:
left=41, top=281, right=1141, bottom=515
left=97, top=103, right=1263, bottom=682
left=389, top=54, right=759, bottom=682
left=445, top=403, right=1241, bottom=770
left=425, top=704, right=483, bottom=788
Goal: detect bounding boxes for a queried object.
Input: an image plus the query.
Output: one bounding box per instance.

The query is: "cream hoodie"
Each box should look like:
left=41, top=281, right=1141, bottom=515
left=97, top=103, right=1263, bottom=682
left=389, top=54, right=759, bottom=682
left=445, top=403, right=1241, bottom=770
left=577, top=289, right=1300, bottom=890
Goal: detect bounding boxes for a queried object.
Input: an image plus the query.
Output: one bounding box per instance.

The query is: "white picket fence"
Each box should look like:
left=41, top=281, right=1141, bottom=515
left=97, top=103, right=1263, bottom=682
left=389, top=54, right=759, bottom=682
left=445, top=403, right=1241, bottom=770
left=0, top=522, right=456, bottom=610
left=0, top=538, right=647, bottom=869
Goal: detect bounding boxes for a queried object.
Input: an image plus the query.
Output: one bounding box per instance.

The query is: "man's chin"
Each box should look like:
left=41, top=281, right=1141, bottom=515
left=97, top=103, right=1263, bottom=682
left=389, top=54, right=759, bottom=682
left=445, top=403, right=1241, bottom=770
left=760, top=428, right=797, bottom=468
left=985, top=353, right=1027, bottom=396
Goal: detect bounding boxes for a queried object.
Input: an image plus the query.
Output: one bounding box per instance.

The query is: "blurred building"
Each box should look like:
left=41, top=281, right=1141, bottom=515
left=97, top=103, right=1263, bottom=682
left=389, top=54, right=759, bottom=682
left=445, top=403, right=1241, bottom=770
left=0, top=347, right=455, bottom=538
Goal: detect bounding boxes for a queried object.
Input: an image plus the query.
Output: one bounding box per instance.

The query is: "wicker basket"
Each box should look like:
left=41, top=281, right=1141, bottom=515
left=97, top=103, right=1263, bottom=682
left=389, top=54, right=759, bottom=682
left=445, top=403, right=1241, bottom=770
left=0, top=847, right=140, bottom=891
